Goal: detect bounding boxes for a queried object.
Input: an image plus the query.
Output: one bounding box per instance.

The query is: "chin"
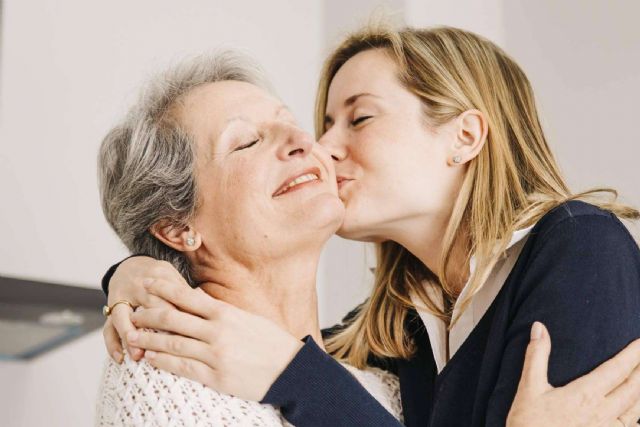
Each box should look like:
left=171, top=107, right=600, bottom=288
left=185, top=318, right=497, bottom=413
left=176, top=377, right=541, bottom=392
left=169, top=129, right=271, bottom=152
left=336, top=220, right=377, bottom=242
left=298, top=192, right=345, bottom=232
left=335, top=203, right=394, bottom=243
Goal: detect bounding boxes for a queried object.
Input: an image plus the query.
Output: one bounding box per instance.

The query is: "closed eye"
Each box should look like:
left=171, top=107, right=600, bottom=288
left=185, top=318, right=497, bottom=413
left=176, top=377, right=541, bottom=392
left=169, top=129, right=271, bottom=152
left=351, top=116, right=372, bottom=127
left=234, top=138, right=259, bottom=151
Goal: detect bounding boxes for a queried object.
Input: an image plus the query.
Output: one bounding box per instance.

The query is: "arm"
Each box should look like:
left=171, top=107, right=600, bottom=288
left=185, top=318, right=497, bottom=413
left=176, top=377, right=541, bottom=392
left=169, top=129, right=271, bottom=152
left=508, top=323, right=640, bottom=427
left=128, top=280, right=404, bottom=427
left=103, top=258, right=404, bottom=425
left=486, top=213, right=640, bottom=424
left=102, top=257, right=181, bottom=362
left=260, top=336, right=404, bottom=426
left=101, top=246, right=640, bottom=426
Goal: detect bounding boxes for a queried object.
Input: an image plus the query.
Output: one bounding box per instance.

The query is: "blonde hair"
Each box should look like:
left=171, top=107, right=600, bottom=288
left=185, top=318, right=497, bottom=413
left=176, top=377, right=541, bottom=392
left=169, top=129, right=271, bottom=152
left=316, top=26, right=640, bottom=368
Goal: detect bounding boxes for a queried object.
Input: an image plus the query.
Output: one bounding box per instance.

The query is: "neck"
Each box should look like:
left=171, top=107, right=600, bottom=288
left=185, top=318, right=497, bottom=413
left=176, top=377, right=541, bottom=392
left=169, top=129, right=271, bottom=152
left=193, top=247, right=324, bottom=349
left=388, top=215, right=470, bottom=296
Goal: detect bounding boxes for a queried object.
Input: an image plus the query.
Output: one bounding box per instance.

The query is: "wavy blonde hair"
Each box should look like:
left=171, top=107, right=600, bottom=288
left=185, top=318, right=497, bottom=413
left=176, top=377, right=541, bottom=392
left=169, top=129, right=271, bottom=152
left=317, top=26, right=639, bottom=368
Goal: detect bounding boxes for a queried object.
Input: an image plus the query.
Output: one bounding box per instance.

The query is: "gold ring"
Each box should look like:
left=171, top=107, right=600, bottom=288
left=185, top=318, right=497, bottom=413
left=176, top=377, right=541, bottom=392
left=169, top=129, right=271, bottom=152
left=102, top=300, right=136, bottom=317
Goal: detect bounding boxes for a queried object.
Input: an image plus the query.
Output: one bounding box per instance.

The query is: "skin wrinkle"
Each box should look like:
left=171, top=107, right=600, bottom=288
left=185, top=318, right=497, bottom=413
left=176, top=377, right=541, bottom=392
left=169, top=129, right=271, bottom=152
left=166, top=80, right=343, bottom=347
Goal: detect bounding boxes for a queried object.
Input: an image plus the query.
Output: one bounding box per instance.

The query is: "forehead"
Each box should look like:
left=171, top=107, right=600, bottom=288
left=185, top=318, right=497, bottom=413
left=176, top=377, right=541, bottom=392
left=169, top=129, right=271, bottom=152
left=178, top=81, right=284, bottom=137
left=326, top=49, right=399, bottom=107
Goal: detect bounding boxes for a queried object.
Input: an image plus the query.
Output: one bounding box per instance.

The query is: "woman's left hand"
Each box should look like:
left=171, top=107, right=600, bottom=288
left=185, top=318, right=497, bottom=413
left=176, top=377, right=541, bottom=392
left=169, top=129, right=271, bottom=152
left=508, top=322, right=640, bottom=427
left=126, top=278, right=304, bottom=402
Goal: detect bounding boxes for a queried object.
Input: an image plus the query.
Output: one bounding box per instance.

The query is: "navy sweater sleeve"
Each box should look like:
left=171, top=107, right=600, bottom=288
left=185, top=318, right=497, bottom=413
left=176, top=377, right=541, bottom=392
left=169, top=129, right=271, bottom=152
left=261, top=336, right=403, bottom=426
left=103, top=257, right=401, bottom=425
left=485, top=210, right=640, bottom=425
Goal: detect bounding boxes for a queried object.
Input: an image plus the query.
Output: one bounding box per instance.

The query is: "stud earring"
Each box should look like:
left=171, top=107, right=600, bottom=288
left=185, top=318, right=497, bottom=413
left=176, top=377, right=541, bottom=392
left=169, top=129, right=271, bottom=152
left=186, top=237, right=195, bottom=246
left=452, top=155, right=462, bottom=164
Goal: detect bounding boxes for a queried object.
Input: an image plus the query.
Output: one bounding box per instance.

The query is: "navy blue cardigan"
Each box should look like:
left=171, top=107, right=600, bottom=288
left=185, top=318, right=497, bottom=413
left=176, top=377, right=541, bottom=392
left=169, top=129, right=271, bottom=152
left=103, top=201, right=640, bottom=426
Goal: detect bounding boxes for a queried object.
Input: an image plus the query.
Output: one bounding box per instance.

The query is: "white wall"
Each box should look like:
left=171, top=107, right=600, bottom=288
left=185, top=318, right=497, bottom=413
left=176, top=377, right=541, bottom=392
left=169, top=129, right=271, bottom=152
left=405, top=0, right=505, bottom=45
left=0, top=1, right=322, bottom=425
left=502, top=1, right=640, bottom=239
left=0, top=331, right=104, bottom=426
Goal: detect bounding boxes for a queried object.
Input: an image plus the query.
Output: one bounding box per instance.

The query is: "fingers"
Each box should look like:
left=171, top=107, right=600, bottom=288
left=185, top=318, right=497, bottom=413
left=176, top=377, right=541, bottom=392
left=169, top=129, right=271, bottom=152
left=127, top=331, right=212, bottom=364
left=143, top=278, right=226, bottom=319
left=130, top=307, right=213, bottom=342
left=618, top=394, right=640, bottom=427
left=143, top=293, right=176, bottom=310
left=516, top=322, right=552, bottom=396
left=102, top=318, right=124, bottom=363
left=110, top=303, right=144, bottom=361
left=601, top=362, right=640, bottom=423
left=144, top=351, right=217, bottom=390
left=108, top=278, right=174, bottom=310
left=108, top=258, right=180, bottom=309
left=571, top=339, right=640, bottom=396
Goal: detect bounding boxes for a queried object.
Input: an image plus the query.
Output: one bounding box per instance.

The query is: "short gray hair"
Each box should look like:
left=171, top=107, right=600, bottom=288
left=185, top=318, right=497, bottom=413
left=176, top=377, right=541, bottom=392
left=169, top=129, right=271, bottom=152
left=98, top=51, right=272, bottom=286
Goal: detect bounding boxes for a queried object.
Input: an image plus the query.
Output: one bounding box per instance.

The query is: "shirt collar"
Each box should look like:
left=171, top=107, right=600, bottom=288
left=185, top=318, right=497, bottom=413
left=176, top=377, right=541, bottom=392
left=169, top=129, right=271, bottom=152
left=410, top=224, right=536, bottom=373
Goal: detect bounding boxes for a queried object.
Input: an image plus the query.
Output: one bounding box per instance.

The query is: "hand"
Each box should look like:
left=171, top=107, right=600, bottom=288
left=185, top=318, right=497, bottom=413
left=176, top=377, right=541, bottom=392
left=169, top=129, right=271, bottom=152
left=103, top=257, right=181, bottom=362
left=126, top=278, right=304, bottom=402
left=508, top=322, right=640, bottom=427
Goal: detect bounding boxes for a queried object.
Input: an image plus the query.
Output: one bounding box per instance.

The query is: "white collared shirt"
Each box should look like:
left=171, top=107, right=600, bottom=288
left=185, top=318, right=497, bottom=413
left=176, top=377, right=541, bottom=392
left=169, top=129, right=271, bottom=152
left=410, top=225, right=535, bottom=373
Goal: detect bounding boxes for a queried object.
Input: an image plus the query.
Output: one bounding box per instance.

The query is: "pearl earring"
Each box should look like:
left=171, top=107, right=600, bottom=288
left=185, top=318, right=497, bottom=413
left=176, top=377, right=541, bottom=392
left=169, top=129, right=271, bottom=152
left=186, top=237, right=195, bottom=246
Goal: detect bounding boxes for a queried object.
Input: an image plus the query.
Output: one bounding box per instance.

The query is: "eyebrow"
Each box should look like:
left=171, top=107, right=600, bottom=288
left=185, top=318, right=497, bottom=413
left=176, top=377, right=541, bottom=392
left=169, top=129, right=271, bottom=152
left=324, top=93, right=381, bottom=127
left=223, top=104, right=291, bottom=124
left=275, top=104, right=292, bottom=117
left=344, top=92, right=380, bottom=106
left=221, top=104, right=291, bottom=128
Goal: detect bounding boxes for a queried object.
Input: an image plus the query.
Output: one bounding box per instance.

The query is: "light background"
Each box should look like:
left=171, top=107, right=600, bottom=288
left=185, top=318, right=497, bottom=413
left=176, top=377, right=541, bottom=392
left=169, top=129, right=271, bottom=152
left=0, top=1, right=638, bottom=425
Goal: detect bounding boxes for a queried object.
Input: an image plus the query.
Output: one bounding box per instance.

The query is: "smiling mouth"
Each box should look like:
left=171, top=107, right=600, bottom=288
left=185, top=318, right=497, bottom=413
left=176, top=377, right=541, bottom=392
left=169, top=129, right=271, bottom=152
left=273, top=169, right=322, bottom=197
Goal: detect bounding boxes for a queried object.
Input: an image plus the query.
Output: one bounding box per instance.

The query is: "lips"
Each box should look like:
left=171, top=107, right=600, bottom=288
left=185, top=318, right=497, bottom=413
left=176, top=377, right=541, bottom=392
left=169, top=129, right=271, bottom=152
left=273, top=167, right=322, bottom=197
left=336, top=176, right=354, bottom=189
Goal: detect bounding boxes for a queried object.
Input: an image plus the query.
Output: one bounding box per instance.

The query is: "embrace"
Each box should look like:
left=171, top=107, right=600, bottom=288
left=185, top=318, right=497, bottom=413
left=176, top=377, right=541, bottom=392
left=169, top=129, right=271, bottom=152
left=95, top=26, right=640, bottom=426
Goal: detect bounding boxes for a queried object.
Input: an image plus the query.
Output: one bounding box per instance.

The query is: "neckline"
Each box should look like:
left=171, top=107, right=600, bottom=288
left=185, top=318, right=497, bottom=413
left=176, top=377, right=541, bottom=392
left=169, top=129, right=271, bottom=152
left=410, top=225, right=535, bottom=373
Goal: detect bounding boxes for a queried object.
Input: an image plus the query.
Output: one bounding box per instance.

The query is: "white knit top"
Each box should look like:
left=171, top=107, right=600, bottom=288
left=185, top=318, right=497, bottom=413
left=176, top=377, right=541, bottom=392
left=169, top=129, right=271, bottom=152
left=95, top=354, right=403, bottom=426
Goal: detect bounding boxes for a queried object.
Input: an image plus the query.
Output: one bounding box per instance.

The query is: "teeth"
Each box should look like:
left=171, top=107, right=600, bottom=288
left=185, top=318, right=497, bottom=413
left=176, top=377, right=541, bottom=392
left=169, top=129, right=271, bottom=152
left=276, top=173, right=319, bottom=196
left=286, top=174, right=318, bottom=189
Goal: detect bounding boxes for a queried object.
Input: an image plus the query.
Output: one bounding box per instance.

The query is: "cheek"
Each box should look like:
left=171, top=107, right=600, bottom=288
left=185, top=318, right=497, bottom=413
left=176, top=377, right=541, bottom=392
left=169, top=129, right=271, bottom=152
left=347, top=129, right=456, bottom=215
left=201, top=167, right=269, bottom=237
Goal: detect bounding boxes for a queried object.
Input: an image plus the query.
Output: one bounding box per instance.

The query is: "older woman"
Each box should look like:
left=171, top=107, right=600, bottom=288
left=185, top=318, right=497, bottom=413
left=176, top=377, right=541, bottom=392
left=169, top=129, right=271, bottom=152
left=95, top=52, right=403, bottom=425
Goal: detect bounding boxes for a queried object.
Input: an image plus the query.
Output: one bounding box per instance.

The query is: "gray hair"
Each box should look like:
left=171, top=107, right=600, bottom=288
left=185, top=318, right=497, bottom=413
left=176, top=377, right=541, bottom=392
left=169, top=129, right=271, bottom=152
left=98, top=51, right=272, bottom=286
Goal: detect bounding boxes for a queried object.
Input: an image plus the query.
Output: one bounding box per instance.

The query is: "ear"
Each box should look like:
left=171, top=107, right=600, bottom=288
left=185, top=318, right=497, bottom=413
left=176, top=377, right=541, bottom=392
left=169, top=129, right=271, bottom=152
left=448, top=109, right=488, bottom=166
left=149, top=221, right=202, bottom=252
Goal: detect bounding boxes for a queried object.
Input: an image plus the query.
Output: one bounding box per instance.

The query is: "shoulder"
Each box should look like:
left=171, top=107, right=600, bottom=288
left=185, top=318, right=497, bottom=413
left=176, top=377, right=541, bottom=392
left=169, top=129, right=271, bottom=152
left=96, top=356, right=288, bottom=426
left=341, top=363, right=403, bottom=422
left=534, top=200, right=618, bottom=233
left=527, top=200, right=638, bottom=256
left=507, top=201, right=640, bottom=303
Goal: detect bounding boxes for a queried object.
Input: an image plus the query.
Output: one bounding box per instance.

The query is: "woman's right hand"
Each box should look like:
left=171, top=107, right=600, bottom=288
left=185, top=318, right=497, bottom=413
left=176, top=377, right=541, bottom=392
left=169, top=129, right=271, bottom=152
left=103, top=257, right=182, bottom=363
left=508, top=322, right=640, bottom=427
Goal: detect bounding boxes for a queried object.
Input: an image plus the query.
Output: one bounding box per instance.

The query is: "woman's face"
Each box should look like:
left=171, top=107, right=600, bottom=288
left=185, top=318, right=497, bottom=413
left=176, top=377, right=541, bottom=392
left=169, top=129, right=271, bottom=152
left=319, top=49, right=464, bottom=243
left=181, top=81, right=344, bottom=261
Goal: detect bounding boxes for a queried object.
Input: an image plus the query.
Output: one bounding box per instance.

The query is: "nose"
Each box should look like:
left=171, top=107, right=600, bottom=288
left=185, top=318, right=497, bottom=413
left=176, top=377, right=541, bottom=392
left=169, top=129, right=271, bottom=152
left=275, top=122, right=314, bottom=160
left=317, top=129, right=347, bottom=162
